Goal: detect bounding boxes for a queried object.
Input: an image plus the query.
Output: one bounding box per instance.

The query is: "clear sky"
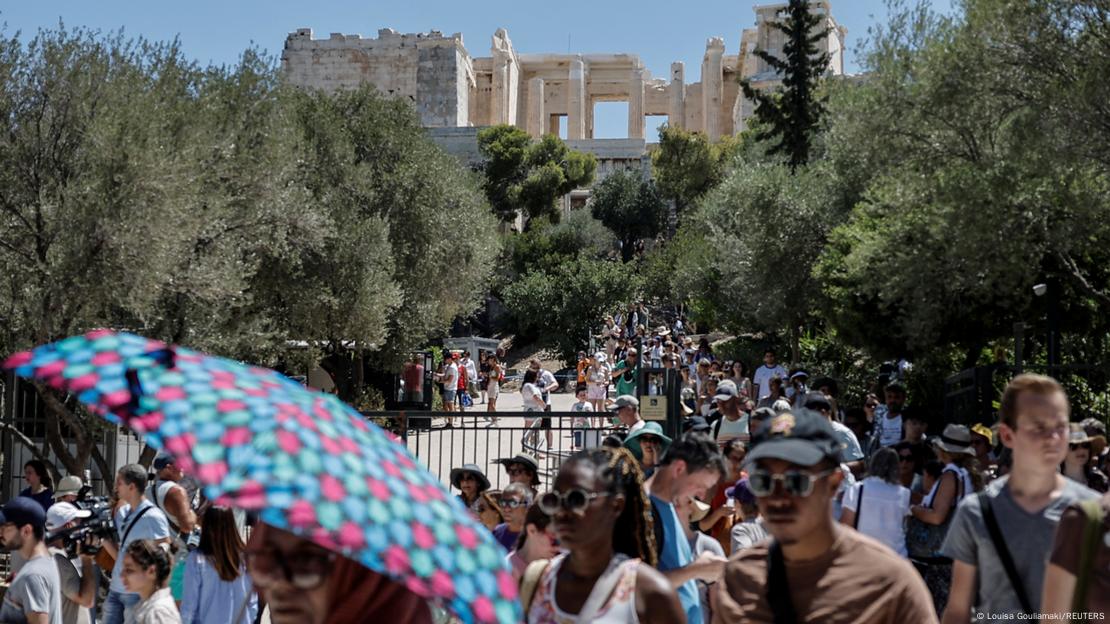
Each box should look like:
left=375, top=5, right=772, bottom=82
left=4, top=0, right=954, bottom=139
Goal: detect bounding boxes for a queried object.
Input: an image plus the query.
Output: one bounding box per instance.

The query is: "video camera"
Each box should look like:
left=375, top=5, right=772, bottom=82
left=45, top=486, right=115, bottom=558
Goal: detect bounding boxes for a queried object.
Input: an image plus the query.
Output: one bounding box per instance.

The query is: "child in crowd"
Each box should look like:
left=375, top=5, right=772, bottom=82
left=570, top=386, right=595, bottom=449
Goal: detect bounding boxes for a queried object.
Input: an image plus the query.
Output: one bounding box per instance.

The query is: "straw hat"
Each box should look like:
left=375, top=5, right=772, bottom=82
left=1070, top=423, right=1107, bottom=457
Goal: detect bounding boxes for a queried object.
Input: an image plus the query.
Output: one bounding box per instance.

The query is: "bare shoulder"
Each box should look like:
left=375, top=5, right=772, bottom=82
left=634, top=563, right=672, bottom=595
left=635, top=562, right=684, bottom=623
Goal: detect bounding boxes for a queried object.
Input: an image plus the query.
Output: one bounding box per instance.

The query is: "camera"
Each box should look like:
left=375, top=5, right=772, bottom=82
left=45, top=495, right=116, bottom=558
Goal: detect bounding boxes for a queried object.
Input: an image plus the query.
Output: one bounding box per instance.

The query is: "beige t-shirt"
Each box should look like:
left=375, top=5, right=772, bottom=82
left=713, top=527, right=938, bottom=624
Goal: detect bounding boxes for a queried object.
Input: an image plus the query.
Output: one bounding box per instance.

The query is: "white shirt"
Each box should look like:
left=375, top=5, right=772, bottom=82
left=442, top=362, right=459, bottom=388
left=842, top=477, right=912, bottom=557
left=753, top=364, right=788, bottom=399
left=521, top=383, right=544, bottom=412
left=538, top=370, right=557, bottom=400
left=461, top=358, right=478, bottom=380
left=715, top=414, right=750, bottom=445
left=874, top=407, right=903, bottom=448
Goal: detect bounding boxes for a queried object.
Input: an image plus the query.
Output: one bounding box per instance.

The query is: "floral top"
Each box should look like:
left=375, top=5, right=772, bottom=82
left=526, top=553, right=639, bottom=624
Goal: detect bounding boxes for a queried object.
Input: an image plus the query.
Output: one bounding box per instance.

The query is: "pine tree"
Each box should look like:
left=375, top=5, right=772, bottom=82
left=740, top=0, right=831, bottom=171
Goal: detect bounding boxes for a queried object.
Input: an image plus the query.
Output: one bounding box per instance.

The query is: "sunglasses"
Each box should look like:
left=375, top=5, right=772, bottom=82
left=538, top=489, right=606, bottom=515
left=458, top=473, right=478, bottom=482
left=640, top=436, right=662, bottom=446
left=500, top=498, right=529, bottom=509
left=507, top=466, right=532, bottom=476
left=247, top=549, right=337, bottom=590
left=748, top=468, right=837, bottom=498
left=1070, top=443, right=1092, bottom=451
left=898, top=454, right=914, bottom=462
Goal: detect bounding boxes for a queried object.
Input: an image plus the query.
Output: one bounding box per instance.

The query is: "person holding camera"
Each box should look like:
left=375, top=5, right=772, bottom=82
left=101, top=464, right=171, bottom=624
left=0, top=497, right=63, bottom=624
left=45, top=502, right=99, bottom=624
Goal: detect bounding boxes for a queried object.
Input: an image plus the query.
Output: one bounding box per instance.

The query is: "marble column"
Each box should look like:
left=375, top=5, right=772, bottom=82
left=702, top=38, right=725, bottom=141
left=527, top=78, right=545, bottom=138
left=628, top=68, right=645, bottom=139
left=568, top=57, right=586, bottom=140
left=669, top=62, right=686, bottom=130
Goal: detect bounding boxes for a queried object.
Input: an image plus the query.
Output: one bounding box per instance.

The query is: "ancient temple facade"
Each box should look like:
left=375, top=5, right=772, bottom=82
left=281, top=2, right=847, bottom=142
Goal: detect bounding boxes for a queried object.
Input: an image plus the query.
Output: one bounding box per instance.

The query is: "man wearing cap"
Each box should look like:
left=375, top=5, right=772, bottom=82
left=434, top=353, right=459, bottom=421
left=713, top=409, right=936, bottom=623
left=0, top=497, right=63, bottom=624
left=101, top=464, right=171, bottom=624
left=710, top=380, right=750, bottom=447
left=45, top=503, right=98, bottom=624
left=610, top=395, right=645, bottom=434
left=148, top=452, right=198, bottom=544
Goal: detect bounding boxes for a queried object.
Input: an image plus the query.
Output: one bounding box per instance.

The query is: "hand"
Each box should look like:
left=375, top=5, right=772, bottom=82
left=694, top=551, right=727, bottom=583
left=80, top=535, right=102, bottom=558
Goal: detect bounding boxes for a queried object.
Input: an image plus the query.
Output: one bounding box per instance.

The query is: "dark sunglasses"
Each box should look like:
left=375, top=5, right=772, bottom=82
left=458, top=473, right=478, bottom=482
left=898, top=454, right=914, bottom=462
left=1070, top=443, right=1092, bottom=451
left=247, top=549, right=337, bottom=590
left=538, top=489, right=606, bottom=515
left=500, top=498, right=529, bottom=509
left=748, top=468, right=836, bottom=498
left=506, top=466, right=532, bottom=476
left=639, top=436, right=662, bottom=446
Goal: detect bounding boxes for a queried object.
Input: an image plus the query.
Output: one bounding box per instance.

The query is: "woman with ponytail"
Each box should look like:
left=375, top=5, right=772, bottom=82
left=122, top=539, right=181, bottom=624
left=524, top=447, right=682, bottom=623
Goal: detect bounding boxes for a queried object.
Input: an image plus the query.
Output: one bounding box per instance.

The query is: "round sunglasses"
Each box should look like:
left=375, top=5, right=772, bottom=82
left=538, top=489, right=607, bottom=515
left=748, top=468, right=837, bottom=498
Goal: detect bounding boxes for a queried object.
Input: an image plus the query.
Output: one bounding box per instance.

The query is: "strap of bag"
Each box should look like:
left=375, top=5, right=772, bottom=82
left=1072, top=499, right=1105, bottom=614
left=121, top=504, right=154, bottom=548
left=978, top=492, right=1033, bottom=614
left=520, top=559, right=549, bottom=614
left=853, top=484, right=865, bottom=529
left=766, top=540, right=798, bottom=624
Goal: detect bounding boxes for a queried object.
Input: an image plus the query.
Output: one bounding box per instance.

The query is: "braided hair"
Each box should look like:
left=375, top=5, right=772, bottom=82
left=564, top=446, right=657, bottom=567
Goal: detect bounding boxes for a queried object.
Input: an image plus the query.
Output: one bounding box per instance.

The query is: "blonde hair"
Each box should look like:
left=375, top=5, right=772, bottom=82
left=999, top=374, right=1066, bottom=429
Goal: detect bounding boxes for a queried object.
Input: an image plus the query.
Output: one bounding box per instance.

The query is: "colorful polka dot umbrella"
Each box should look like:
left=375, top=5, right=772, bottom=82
left=2, top=330, right=521, bottom=624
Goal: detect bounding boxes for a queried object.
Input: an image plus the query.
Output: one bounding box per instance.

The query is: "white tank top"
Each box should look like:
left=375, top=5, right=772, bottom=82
left=527, top=553, right=640, bottom=624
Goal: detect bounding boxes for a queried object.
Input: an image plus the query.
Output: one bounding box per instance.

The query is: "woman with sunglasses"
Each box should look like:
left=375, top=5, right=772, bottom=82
left=493, top=482, right=532, bottom=551
left=507, top=502, right=560, bottom=582
left=246, top=523, right=431, bottom=624
left=450, top=463, right=491, bottom=512
left=180, top=506, right=257, bottom=624
left=1061, top=424, right=1109, bottom=492
left=525, top=447, right=682, bottom=623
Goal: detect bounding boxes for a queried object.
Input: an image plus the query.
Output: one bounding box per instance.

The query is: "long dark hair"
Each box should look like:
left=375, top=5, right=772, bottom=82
left=198, top=506, right=246, bottom=581
left=522, top=369, right=538, bottom=385
left=25, top=460, right=53, bottom=490
left=564, top=447, right=657, bottom=566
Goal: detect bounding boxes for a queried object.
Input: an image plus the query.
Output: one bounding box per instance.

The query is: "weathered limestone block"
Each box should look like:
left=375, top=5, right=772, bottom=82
left=701, top=37, right=725, bottom=141
left=527, top=78, right=545, bottom=138
left=628, top=68, right=645, bottom=139
left=669, top=62, right=685, bottom=130
left=568, top=57, right=587, bottom=140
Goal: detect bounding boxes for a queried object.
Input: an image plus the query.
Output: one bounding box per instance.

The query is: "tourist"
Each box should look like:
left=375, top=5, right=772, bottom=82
left=752, top=349, right=787, bottom=401
left=941, top=374, right=1098, bottom=621
left=103, top=464, right=172, bottom=624
left=623, top=421, right=672, bottom=476
left=21, top=459, right=55, bottom=513
left=529, top=359, right=560, bottom=451
left=520, top=369, right=546, bottom=452
left=434, top=352, right=458, bottom=420
left=970, top=424, right=997, bottom=477
left=611, top=348, right=640, bottom=399
left=893, top=441, right=923, bottom=498
left=748, top=407, right=775, bottom=436
left=570, top=386, right=594, bottom=449
left=1041, top=491, right=1110, bottom=616
left=486, top=354, right=502, bottom=418
left=1081, top=417, right=1109, bottom=474
left=907, top=424, right=977, bottom=613
left=650, top=336, right=664, bottom=368
left=455, top=353, right=470, bottom=410
left=460, top=352, right=479, bottom=403
left=675, top=495, right=725, bottom=624
left=523, top=447, right=683, bottom=623
left=52, top=475, right=83, bottom=505
left=180, top=506, right=257, bottom=624
left=840, top=447, right=912, bottom=557
left=505, top=502, right=558, bottom=583
left=1060, top=424, right=1108, bottom=492
left=450, top=463, right=491, bottom=513
left=45, top=502, right=98, bottom=624
left=147, top=452, right=199, bottom=600
left=647, top=432, right=728, bottom=624
left=787, top=371, right=809, bottom=408
left=0, top=497, right=63, bottom=624
left=401, top=355, right=424, bottom=404
left=122, top=539, right=180, bottom=624
left=727, top=477, right=767, bottom=553
left=869, top=381, right=907, bottom=453
left=478, top=351, right=490, bottom=404
left=473, top=492, right=504, bottom=531
left=610, top=395, right=644, bottom=434
left=803, top=392, right=864, bottom=475
left=697, top=375, right=718, bottom=418
left=726, top=361, right=751, bottom=399
left=699, top=439, right=745, bottom=553
left=713, top=409, right=937, bottom=623
left=246, top=523, right=431, bottom=624
left=493, top=483, right=532, bottom=552
left=843, top=407, right=872, bottom=455
left=586, top=352, right=610, bottom=415
left=710, top=380, right=750, bottom=446
left=498, top=454, right=542, bottom=496
left=863, top=393, right=881, bottom=426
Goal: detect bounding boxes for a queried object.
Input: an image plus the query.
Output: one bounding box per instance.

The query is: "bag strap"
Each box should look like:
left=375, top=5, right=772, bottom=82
left=520, top=559, right=549, bottom=614
left=1072, top=499, right=1105, bottom=613
left=766, top=540, right=798, bottom=624
left=978, top=492, right=1033, bottom=614
left=120, top=503, right=154, bottom=547
left=853, top=484, right=865, bottom=530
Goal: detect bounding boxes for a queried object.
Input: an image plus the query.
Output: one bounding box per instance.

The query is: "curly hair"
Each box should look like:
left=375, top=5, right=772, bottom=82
left=564, top=446, right=657, bottom=567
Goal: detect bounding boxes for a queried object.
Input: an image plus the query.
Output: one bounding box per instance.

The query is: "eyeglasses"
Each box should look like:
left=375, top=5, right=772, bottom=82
left=748, top=468, right=837, bottom=498
left=1070, top=443, right=1091, bottom=451
left=538, top=489, right=607, bottom=515
left=500, top=498, right=529, bottom=509
left=898, top=454, right=914, bottom=462
left=246, top=548, right=337, bottom=590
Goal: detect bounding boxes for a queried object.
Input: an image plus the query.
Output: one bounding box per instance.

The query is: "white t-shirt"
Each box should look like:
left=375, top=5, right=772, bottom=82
left=715, top=414, right=750, bottom=445
left=753, top=364, right=788, bottom=399
left=650, top=344, right=664, bottom=367
left=461, top=358, right=478, bottom=380
left=842, top=477, right=912, bottom=557
left=571, top=400, right=594, bottom=427
left=874, top=407, right=903, bottom=448
left=521, top=383, right=543, bottom=412
left=538, top=370, right=557, bottom=401
left=442, top=363, right=459, bottom=389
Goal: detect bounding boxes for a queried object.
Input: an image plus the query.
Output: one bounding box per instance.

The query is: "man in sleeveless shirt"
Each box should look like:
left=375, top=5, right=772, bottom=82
left=147, top=452, right=197, bottom=544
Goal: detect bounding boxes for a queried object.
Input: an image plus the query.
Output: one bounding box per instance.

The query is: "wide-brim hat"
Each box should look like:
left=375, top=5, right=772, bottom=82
left=1070, top=424, right=1106, bottom=456
left=624, top=422, right=673, bottom=461
left=495, top=454, right=541, bottom=486
left=690, top=499, right=711, bottom=523
left=932, top=424, right=975, bottom=456
left=449, top=463, right=490, bottom=492
left=53, top=475, right=83, bottom=499
left=655, top=326, right=671, bottom=336
left=970, top=423, right=994, bottom=445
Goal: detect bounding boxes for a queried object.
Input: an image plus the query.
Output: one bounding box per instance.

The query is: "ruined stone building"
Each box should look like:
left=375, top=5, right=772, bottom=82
left=281, top=1, right=845, bottom=197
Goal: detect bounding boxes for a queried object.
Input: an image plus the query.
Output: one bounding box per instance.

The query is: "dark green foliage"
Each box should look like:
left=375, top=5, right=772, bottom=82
left=588, top=170, right=667, bottom=262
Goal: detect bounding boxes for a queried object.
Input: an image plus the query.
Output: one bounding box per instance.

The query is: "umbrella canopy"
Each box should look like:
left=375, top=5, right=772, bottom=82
left=3, top=330, right=520, bottom=624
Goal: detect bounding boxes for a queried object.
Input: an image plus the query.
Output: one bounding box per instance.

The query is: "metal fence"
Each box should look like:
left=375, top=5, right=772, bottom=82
left=372, top=411, right=625, bottom=492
